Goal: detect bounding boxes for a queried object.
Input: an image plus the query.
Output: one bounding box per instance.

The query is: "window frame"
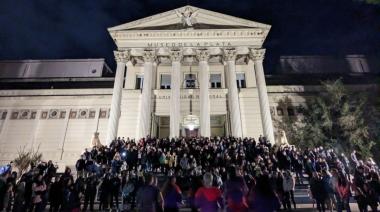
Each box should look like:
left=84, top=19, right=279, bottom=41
left=236, top=73, right=246, bottom=89
left=210, top=73, right=222, bottom=89
left=160, top=74, right=171, bottom=89
left=135, top=74, right=144, bottom=90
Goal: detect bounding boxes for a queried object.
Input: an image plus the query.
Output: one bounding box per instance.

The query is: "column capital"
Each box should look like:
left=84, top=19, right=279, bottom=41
left=196, top=49, right=210, bottom=62
left=223, top=48, right=237, bottom=62
left=142, top=49, right=156, bottom=63
left=169, top=49, right=183, bottom=62
left=249, top=48, right=266, bottom=61
left=114, top=50, right=130, bottom=63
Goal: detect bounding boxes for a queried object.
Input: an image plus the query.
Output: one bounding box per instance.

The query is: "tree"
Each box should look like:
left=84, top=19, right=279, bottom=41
left=276, top=79, right=379, bottom=159
left=13, top=144, right=42, bottom=177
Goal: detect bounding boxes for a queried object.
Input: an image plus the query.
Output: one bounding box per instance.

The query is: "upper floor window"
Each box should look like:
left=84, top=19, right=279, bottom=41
left=276, top=107, right=284, bottom=116
left=160, top=74, right=171, bottom=89
left=236, top=73, right=246, bottom=88
left=287, top=107, right=295, bottom=116
left=210, top=74, right=222, bottom=88
left=135, top=74, right=144, bottom=89
left=184, top=74, right=197, bottom=88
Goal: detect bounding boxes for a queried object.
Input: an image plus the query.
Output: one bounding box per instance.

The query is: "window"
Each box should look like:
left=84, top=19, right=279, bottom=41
left=30, top=111, right=36, bottom=119
left=1, top=111, right=7, bottom=120
left=184, top=74, right=197, bottom=88
left=236, top=73, right=246, bottom=88
left=135, top=75, right=144, bottom=89
left=276, top=107, right=284, bottom=116
left=160, top=74, right=171, bottom=89
left=287, top=107, right=295, bottom=116
left=60, top=111, right=66, bottom=119
left=11, top=112, right=19, bottom=119
left=210, top=74, right=222, bottom=88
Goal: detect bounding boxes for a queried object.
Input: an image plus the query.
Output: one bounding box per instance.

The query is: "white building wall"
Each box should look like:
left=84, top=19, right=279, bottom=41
left=239, top=88, right=264, bottom=138
left=0, top=89, right=112, bottom=165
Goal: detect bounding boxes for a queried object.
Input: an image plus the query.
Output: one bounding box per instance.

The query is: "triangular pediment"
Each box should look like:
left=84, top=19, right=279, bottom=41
left=108, top=5, right=270, bottom=31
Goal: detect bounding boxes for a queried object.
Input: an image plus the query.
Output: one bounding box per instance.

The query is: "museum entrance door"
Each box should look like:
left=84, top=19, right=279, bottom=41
left=185, top=128, right=199, bottom=137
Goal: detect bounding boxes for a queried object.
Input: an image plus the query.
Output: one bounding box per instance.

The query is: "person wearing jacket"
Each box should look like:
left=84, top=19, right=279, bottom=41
left=283, top=170, right=296, bottom=210
left=195, top=172, right=223, bottom=212
left=75, top=156, right=86, bottom=178
left=110, top=173, right=121, bottom=210
left=49, top=176, right=64, bottom=212
left=248, top=175, right=281, bottom=212
left=83, top=174, right=98, bottom=211
left=223, top=166, right=249, bottom=212
left=336, top=173, right=351, bottom=212
left=161, top=176, right=182, bottom=212
left=136, top=174, right=164, bottom=212
left=13, top=174, right=26, bottom=212
left=310, top=172, right=327, bottom=212
left=32, top=174, right=47, bottom=212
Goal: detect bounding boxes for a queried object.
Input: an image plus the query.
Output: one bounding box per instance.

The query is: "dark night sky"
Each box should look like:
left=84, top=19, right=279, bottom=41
left=0, top=0, right=379, bottom=73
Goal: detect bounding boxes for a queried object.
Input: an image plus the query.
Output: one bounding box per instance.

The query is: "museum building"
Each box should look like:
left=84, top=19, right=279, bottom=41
left=0, top=6, right=378, bottom=166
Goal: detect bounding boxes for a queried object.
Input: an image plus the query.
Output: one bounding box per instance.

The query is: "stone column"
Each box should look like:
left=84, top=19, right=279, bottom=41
left=196, top=49, right=211, bottom=137
left=106, top=50, right=129, bottom=145
left=169, top=49, right=182, bottom=138
left=249, top=49, right=275, bottom=144
left=139, top=50, right=156, bottom=138
left=223, top=48, right=243, bottom=138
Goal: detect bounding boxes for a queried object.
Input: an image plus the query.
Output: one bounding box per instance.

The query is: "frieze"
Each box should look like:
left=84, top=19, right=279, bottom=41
left=112, top=29, right=265, bottom=40
left=148, top=41, right=232, bottom=48
left=156, top=94, right=226, bottom=99
left=0, top=108, right=110, bottom=120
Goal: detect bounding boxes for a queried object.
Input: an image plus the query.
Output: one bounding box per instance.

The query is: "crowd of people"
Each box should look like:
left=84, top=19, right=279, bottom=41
left=0, top=135, right=379, bottom=212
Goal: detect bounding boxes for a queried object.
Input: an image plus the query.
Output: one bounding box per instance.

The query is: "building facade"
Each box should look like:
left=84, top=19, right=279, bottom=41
left=106, top=5, right=275, bottom=144
left=0, top=6, right=378, bottom=166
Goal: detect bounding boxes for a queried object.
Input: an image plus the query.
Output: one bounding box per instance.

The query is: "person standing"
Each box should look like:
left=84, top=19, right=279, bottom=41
left=0, top=170, right=10, bottom=211
left=48, top=176, right=64, bottom=212
left=75, top=156, right=86, bottom=178
left=31, top=174, right=47, bottom=212
left=13, top=174, right=26, bottom=212
left=336, top=173, right=351, bottom=212
left=161, top=176, right=182, bottom=212
left=283, top=170, right=296, bottom=209
left=195, top=172, right=223, bottom=212
left=110, top=173, right=121, bottom=210
left=310, top=172, right=327, bottom=212
left=136, top=174, right=164, bottom=212
left=322, top=170, right=335, bottom=212
left=223, top=166, right=249, bottom=212
left=83, top=174, right=98, bottom=211
left=63, top=178, right=81, bottom=212
left=248, top=175, right=281, bottom=212
left=99, top=173, right=111, bottom=211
